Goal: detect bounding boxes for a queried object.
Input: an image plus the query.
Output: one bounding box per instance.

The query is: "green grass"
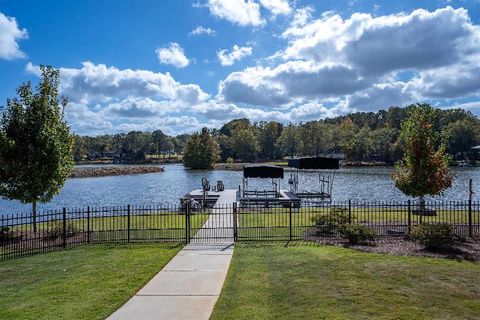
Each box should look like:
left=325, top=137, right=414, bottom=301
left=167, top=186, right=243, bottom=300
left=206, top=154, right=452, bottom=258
left=211, top=243, right=480, bottom=320
left=237, top=207, right=479, bottom=240
left=0, top=244, right=182, bottom=320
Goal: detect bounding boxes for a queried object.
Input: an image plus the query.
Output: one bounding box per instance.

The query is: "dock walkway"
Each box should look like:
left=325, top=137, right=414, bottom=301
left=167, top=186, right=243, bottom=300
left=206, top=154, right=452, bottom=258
left=108, top=190, right=237, bottom=320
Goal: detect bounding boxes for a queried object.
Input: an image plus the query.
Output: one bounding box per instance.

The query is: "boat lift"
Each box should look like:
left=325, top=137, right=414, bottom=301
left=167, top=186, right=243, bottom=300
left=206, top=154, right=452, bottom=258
left=242, top=164, right=284, bottom=198
left=287, top=156, right=340, bottom=201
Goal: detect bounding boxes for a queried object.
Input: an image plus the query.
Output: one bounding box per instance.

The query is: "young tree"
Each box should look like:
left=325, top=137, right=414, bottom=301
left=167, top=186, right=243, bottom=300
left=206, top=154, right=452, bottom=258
left=392, top=104, right=453, bottom=210
left=0, top=66, right=74, bottom=232
left=183, top=128, right=220, bottom=169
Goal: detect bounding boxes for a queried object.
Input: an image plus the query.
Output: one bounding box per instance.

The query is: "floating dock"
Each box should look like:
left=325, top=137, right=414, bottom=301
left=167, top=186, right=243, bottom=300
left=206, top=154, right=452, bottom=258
left=182, top=189, right=300, bottom=208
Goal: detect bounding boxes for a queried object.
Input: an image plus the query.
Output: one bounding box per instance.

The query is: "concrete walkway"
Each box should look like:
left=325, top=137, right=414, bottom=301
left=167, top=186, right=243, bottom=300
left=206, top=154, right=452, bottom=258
left=108, top=191, right=237, bottom=320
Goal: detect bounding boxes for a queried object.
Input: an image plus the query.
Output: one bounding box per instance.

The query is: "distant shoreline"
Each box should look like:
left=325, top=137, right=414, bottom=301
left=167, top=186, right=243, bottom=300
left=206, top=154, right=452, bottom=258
left=70, top=166, right=164, bottom=178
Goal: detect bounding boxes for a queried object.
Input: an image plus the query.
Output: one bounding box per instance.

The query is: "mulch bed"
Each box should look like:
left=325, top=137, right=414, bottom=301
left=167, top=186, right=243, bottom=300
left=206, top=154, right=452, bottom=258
left=305, top=231, right=480, bottom=262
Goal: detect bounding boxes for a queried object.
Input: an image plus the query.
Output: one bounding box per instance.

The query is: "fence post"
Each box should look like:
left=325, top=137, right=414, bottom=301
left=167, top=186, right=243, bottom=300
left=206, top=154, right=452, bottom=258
left=87, top=206, right=90, bottom=244
left=233, top=202, right=238, bottom=242
left=289, top=202, right=293, bottom=241
left=348, top=200, right=352, bottom=224
left=127, top=205, right=131, bottom=243
left=185, top=202, right=190, bottom=244
left=407, top=200, right=411, bottom=235
left=62, top=208, right=67, bottom=248
left=468, top=200, right=473, bottom=238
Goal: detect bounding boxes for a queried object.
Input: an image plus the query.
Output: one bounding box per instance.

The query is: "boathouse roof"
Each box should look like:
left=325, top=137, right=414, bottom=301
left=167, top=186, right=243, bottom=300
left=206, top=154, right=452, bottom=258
left=288, top=156, right=340, bottom=170
left=243, top=164, right=284, bottom=179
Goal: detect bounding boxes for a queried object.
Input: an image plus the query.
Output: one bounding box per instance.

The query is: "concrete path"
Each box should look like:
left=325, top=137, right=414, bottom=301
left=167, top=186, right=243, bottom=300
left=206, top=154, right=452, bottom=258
left=108, top=191, right=237, bottom=320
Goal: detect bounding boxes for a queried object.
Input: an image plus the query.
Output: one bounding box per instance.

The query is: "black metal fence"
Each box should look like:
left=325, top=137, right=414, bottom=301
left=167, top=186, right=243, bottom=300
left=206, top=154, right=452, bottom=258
left=1, top=200, right=479, bottom=261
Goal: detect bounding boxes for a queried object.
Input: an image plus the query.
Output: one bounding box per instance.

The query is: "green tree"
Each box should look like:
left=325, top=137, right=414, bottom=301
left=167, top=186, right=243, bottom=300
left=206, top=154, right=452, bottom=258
left=277, top=123, right=303, bottom=157
left=258, top=121, right=283, bottom=159
left=445, top=119, right=479, bottom=159
left=72, top=135, right=88, bottom=161
left=232, top=128, right=259, bottom=161
left=0, top=66, right=74, bottom=232
left=392, top=104, right=453, bottom=209
left=183, top=128, right=220, bottom=169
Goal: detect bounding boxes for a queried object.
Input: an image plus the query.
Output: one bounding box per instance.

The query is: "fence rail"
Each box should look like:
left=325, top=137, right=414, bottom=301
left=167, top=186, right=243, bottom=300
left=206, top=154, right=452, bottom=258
left=1, top=200, right=479, bottom=261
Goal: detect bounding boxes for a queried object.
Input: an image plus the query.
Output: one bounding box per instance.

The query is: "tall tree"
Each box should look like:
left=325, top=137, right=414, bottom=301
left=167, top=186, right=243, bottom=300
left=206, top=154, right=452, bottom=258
left=0, top=66, right=74, bottom=231
left=183, top=128, right=220, bottom=169
left=392, top=104, right=453, bottom=210
left=277, top=123, right=302, bottom=157
left=232, top=128, right=259, bottom=161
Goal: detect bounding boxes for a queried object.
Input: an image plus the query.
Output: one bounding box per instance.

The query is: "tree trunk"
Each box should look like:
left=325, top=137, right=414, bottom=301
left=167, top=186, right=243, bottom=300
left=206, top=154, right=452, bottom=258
left=32, top=201, right=37, bottom=233
left=419, top=195, right=425, bottom=224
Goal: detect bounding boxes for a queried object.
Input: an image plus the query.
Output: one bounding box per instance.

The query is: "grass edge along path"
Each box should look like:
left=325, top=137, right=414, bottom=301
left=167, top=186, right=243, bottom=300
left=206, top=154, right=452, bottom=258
left=0, top=243, right=182, bottom=320
left=211, top=243, right=480, bottom=320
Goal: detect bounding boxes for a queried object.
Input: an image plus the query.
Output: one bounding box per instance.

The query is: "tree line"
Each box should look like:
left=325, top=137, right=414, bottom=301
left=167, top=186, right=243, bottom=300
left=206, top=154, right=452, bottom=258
left=75, top=105, right=480, bottom=164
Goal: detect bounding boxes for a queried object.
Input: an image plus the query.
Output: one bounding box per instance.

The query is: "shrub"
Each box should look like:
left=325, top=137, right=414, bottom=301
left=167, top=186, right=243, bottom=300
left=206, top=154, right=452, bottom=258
left=340, top=224, right=376, bottom=244
left=226, top=157, right=234, bottom=164
left=45, top=221, right=79, bottom=240
left=0, top=226, right=22, bottom=244
left=410, top=223, right=455, bottom=250
left=311, top=207, right=350, bottom=235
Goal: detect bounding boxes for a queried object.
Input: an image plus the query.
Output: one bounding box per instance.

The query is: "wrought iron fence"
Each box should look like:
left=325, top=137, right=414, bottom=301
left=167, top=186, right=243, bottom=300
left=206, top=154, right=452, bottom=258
left=1, top=200, right=479, bottom=261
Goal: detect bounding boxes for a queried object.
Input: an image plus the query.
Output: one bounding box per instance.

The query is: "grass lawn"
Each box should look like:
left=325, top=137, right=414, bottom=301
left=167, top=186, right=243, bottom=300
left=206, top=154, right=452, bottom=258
left=0, top=244, right=182, bottom=320
left=211, top=243, right=480, bottom=320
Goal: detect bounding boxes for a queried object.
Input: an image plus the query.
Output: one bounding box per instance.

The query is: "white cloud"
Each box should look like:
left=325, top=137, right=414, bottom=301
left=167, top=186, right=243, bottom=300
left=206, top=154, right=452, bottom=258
left=282, top=7, right=477, bottom=76
left=25, top=62, right=211, bottom=134
left=218, top=60, right=370, bottom=107
left=290, top=6, right=314, bottom=27
left=259, top=0, right=291, bottom=16
left=0, top=12, right=28, bottom=60
left=217, top=45, right=253, bottom=66
left=207, top=0, right=264, bottom=26
left=30, top=61, right=209, bottom=105
left=155, top=42, right=190, bottom=68
left=189, top=26, right=216, bottom=36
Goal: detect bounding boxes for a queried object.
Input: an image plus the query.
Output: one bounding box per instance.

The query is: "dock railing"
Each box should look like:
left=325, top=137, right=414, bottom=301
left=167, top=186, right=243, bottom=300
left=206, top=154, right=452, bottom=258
left=1, top=200, right=479, bottom=261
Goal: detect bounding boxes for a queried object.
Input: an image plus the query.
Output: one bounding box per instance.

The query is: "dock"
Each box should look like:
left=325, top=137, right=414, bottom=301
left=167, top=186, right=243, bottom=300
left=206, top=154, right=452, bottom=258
left=182, top=189, right=300, bottom=208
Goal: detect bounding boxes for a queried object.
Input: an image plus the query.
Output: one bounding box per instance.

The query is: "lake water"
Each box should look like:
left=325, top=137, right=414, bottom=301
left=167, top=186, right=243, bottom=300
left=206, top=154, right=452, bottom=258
left=0, top=164, right=479, bottom=215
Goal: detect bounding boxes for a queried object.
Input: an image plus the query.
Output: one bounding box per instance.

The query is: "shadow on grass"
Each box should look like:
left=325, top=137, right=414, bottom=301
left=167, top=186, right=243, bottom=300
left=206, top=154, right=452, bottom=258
left=234, top=240, right=320, bottom=248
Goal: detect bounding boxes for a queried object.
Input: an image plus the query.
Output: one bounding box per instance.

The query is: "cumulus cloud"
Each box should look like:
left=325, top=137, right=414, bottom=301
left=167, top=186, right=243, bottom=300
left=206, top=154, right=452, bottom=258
left=217, top=45, right=253, bottom=66
left=0, top=12, right=28, bottom=60
left=155, top=42, right=190, bottom=68
left=26, top=61, right=210, bottom=105
left=408, top=57, right=480, bottom=99
left=25, top=62, right=212, bottom=135
left=189, top=26, right=216, bottom=36
left=282, top=7, right=477, bottom=76
left=259, top=0, right=291, bottom=16
left=207, top=0, right=264, bottom=26
left=218, top=60, right=370, bottom=107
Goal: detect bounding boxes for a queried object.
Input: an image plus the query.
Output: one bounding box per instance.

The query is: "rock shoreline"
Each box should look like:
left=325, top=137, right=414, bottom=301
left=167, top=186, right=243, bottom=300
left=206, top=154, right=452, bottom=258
left=70, top=166, right=164, bottom=178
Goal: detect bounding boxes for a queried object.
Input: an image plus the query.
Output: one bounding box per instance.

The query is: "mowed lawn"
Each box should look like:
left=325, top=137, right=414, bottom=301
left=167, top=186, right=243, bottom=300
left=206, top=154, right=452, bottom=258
left=0, top=244, right=182, bottom=320
left=211, top=243, right=480, bottom=320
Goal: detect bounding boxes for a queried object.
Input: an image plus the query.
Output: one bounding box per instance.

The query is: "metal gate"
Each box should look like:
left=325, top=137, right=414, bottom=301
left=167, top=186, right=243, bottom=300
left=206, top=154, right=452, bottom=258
left=186, top=203, right=237, bottom=243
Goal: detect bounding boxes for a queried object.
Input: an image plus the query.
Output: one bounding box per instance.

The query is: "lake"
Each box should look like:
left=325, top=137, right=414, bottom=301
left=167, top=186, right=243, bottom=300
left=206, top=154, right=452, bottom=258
left=0, top=164, right=479, bottom=215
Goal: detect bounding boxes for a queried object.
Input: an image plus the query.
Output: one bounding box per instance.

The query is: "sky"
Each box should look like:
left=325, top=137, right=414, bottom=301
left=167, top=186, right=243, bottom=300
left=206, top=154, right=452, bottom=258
left=1, top=0, right=480, bottom=136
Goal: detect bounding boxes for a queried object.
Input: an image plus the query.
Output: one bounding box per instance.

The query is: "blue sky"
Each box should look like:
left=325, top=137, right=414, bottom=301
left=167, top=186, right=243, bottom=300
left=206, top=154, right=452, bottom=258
left=1, top=0, right=480, bottom=135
